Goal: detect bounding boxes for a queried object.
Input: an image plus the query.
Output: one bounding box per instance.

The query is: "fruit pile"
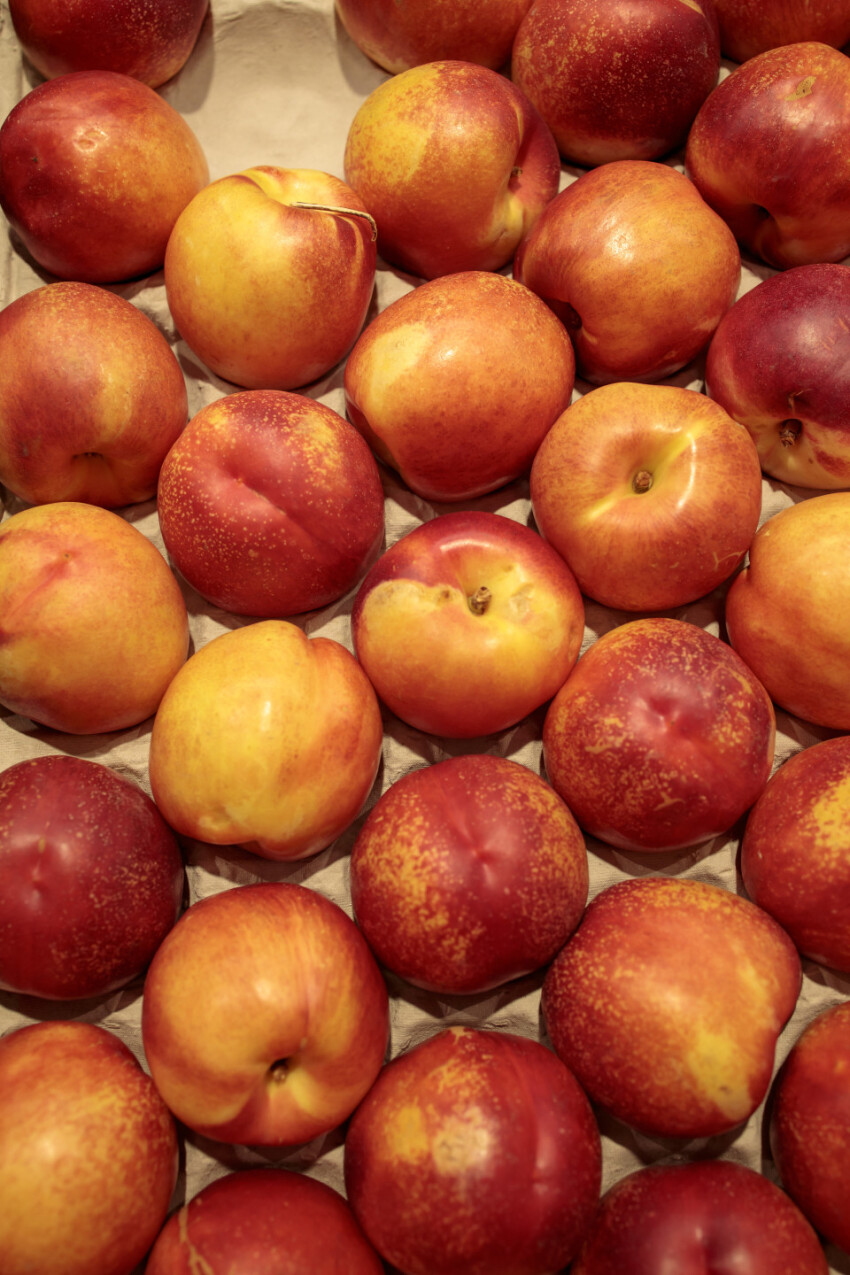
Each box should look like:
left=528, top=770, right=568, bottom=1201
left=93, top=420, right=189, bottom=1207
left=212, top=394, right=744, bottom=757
left=1, top=1, right=849, bottom=1272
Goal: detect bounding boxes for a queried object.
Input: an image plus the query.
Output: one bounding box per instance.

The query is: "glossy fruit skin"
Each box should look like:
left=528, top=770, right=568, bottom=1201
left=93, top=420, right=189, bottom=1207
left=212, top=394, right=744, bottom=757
left=351, top=510, right=586, bottom=738
left=9, top=0, right=209, bottom=86
left=571, top=1159, right=828, bottom=1275
left=0, top=281, right=188, bottom=507
left=164, top=167, right=377, bottom=390
left=149, top=620, right=382, bottom=860
left=0, top=1020, right=178, bottom=1275
left=542, top=875, right=802, bottom=1138
left=705, top=263, right=850, bottom=489
left=0, top=501, right=190, bottom=735
left=514, top=160, right=741, bottom=384
left=343, top=59, right=561, bottom=279
left=530, top=381, right=763, bottom=611
left=685, top=43, right=850, bottom=269
left=343, top=271, right=575, bottom=502
left=344, top=1025, right=602, bottom=1275
left=0, top=755, right=183, bottom=1000
left=543, top=617, right=776, bottom=853
left=157, top=389, right=385, bottom=617
left=725, top=492, right=850, bottom=730
left=741, top=736, right=850, bottom=972
left=350, top=753, right=588, bottom=993
left=145, top=1168, right=384, bottom=1274
left=770, top=1000, right=850, bottom=1254
left=141, top=881, right=390, bottom=1146
left=0, top=70, right=209, bottom=282
left=512, top=0, right=721, bottom=166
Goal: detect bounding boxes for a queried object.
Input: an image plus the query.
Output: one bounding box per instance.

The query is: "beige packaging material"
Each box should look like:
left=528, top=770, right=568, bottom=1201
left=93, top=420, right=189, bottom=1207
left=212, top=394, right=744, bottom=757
left=0, top=5, right=848, bottom=1273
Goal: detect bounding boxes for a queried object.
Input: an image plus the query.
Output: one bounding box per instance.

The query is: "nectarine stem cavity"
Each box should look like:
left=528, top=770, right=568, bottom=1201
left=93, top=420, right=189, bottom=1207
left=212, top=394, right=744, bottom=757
left=468, top=586, right=492, bottom=615
left=632, top=470, right=653, bottom=493
left=779, top=419, right=802, bottom=448
left=563, top=304, right=582, bottom=332
left=291, top=202, right=378, bottom=242
left=269, top=1058, right=290, bottom=1083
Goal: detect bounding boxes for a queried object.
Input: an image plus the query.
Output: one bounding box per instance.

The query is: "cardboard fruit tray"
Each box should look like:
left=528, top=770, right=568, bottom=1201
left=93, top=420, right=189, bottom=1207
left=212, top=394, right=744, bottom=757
left=0, top=3, right=848, bottom=1271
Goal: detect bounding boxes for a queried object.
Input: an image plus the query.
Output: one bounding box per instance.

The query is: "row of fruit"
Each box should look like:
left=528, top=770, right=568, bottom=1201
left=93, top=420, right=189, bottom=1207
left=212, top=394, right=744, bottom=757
left=0, top=0, right=849, bottom=1272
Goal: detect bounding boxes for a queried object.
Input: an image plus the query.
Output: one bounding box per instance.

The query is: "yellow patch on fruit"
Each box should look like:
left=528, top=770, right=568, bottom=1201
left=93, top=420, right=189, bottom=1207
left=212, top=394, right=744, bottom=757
left=363, top=578, right=463, bottom=619
left=685, top=1027, right=753, bottom=1121
left=809, top=775, right=850, bottom=865
left=786, top=75, right=816, bottom=99
left=485, top=185, right=528, bottom=255
left=348, top=86, right=431, bottom=183
left=364, top=321, right=432, bottom=416
left=386, top=1103, right=430, bottom=1162
left=734, top=955, right=775, bottom=1006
